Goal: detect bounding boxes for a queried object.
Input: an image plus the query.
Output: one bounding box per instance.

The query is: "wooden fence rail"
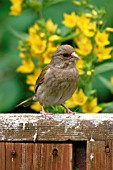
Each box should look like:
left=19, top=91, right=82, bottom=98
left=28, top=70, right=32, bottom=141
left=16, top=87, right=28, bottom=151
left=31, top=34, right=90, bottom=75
left=0, top=114, right=113, bottom=170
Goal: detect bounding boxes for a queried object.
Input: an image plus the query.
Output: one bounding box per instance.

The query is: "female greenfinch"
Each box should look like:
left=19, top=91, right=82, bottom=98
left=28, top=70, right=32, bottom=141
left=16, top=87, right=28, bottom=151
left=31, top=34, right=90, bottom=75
left=16, top=44, right=80, bottom=116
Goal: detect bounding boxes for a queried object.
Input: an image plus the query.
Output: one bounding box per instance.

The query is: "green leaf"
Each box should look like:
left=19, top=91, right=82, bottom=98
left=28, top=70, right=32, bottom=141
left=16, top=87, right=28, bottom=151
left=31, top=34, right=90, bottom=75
left=98, top=76, right=113, bottom=93
left=60, top=26, right=71, bottom=36
left=44, top=0, right=66, bottom=8
left=8, top=26, right=28, bottom=40
left=57, top=32, right=79, bottom=44
left=0, top=77, right=23, bottom=112
left=45, top=105, right=65, bottom=113
left=74, top=167, right=79, bottom=170
left=94, top=63, right=113, bottom=75
left=60, top=26, right=77, bottom=36
left=26, top=1, right=42, bottom=9
left=102, top=104, right=113, bottom=113
left=99, top=102, right=113, bottom=109
left=0, top=51, right=24, bottom=112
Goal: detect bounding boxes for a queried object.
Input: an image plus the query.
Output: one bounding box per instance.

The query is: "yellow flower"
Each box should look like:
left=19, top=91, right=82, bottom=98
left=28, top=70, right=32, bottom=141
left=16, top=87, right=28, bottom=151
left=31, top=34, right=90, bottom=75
left=110, top=77, right=113, bottom=85
left=16, top=59, right=35, bottom=73
left=29, top=86, right=34, bottom=92
left=10, top=0, right=23, bottom=2
left=49, top=35, right=61, bottom=42
left=26, top=68, right=41, bottom=91
left=87, top=71, right=92, bottom=76
left=62, top=12, right=78, bottom=28
left=84, top=13, right=93, bottom=19
left=42, top=43, right=58, bottom=64
left=82, top=98, right=102, bottom=113
left=27, top=34, right=46, bottom=57
left=95, top=31, right=110, bottom=46
left=106, top=27, right=113, bottom=33
left=19, top=52, right=26, bottom=59
left=94, top=46, right=112, bottom=62
left=46, top=19, right=58, bottom=33
left=73, top=0, right=81, bottom=6
left=10, top=4, right=22, bottom=16
left=74, top=33, right=93, bottom=56
left=28, top=23, right=39, bottom=35
left=26, top=68, right=42, bottom=86
left=76, top=59, right=84, bottom=75
left=98, top=20, right=103, bottom=25
left=9, top=0, right=23, bottom=16
left=77, top=14, right=96, bottom=37
left=30, top=102, right=41, bottom=112
left=66, top=89, right=88, bottom=108
left=92, top=9, right=98, bottom=16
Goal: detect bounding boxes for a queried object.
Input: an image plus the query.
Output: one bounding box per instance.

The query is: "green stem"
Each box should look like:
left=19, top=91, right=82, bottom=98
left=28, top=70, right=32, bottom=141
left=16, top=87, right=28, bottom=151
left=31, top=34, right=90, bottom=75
left=57, top=32, right=79, bottom=44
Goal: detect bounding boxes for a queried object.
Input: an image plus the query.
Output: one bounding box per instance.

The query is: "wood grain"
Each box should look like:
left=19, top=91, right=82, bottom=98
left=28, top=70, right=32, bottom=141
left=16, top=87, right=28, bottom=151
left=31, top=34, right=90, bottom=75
left=87, top=140, right=113, bottom=170
left=0, top=142, right=5, bottom=170
left=0, top=114, right=113, bottom=141
left=0, top=143, right=72, bottom=170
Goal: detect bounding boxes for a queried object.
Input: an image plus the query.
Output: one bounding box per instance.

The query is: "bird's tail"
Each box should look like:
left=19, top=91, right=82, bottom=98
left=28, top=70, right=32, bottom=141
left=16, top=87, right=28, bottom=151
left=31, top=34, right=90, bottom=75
left=16, top=96, right=34, bottom=108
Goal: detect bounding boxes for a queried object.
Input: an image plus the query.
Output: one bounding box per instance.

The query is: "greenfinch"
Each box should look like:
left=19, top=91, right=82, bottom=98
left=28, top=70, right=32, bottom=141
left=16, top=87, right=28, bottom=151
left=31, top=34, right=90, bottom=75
left=16, top=44, right=80, bottom=116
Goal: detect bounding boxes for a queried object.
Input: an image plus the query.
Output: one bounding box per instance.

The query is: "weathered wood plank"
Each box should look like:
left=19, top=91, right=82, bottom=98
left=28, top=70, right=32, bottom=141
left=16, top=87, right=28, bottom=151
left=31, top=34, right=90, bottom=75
left=87, top=140, right=113, bottom=170
left=0, top=114, right=113, bottom=141
left=32, top=143, right=72, bottom=170
left=5, top=142, right=22, bottom=170
left=25, top=143, right=33, bottom=170
left=5, top=142, right=13, bottom=170
left=22, top=143, right=26, bottom=170
left=1, top=143, right=72, bottom=170
left=0, top=142, right=5, bottom=170
left=33, top=143, right=42, bottom=170
left=38, top=143, right=72, bottom=170
left=14, top=143, right=22, bottom=170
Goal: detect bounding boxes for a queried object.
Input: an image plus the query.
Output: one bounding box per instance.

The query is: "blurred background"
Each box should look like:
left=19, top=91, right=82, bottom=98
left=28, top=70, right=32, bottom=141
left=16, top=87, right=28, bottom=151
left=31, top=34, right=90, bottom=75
left=0, top=0, right=113, bottom=113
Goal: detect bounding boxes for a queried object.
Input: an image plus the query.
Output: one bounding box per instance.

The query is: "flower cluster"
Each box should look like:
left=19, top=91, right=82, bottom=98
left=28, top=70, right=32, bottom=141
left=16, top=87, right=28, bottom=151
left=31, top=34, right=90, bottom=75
left=10, top=0, right=113, bottom=113
left=66, top=88, right=102, bottom=113
left=16, top=18, right=60, bottom=111
left=10, top=0, right=23, bottom=16
left=61, top=7, right=113, bottom=113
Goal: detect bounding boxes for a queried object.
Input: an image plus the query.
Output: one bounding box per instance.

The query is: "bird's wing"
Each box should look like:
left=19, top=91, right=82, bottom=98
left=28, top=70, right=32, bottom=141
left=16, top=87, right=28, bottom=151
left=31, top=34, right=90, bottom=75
left=34, top=65, right=49, bottom=93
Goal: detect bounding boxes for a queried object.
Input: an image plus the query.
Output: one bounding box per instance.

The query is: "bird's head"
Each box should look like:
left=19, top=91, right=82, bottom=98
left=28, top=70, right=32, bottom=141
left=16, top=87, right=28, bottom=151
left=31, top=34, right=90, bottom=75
left=51, top=44, right=80, bottom=68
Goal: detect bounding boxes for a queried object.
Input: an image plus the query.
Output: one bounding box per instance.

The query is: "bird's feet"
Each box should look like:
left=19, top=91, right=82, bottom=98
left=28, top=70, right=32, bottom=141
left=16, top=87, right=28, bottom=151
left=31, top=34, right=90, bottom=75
left=40, top=106, right=52, bottom=119
left=64, top=108, right=77, bottom=114
left=61, top=104, right=77, bottom=114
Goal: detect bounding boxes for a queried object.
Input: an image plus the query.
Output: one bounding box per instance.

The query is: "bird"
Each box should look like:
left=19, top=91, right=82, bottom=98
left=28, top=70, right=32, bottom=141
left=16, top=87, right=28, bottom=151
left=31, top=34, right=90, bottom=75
left=16, top=44, right=80, bottom=116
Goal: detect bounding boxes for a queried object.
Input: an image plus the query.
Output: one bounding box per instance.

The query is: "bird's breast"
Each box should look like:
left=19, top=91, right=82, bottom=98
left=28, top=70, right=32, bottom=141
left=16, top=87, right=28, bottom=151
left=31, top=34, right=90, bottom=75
left=46, top=67, right=78, bottom=84
left=36, top=67, right=78, bottom=105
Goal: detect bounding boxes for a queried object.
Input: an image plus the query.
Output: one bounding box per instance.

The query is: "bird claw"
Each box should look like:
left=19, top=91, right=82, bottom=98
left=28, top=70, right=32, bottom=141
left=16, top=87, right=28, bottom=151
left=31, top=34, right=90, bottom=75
left=40, top=110, right=53, bottom=119
left=64, top=108, right=77, bottom=115
left=61, top=104, right=77, bottom=115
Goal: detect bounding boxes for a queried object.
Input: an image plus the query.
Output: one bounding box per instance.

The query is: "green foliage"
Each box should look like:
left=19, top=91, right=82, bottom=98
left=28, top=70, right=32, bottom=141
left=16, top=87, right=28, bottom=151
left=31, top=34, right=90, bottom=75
left=99, top=76, right=113, bottom=93
left=0, top=1, right=37, bottom=112
left=95, top=63, right=113, bottom=75
left=74, top=167, right=79, bottom=170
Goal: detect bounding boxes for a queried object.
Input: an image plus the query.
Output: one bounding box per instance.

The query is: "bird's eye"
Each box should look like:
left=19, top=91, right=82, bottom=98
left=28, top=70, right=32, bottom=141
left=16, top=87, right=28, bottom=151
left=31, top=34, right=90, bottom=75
left=63, top=53, right=69, bottom=57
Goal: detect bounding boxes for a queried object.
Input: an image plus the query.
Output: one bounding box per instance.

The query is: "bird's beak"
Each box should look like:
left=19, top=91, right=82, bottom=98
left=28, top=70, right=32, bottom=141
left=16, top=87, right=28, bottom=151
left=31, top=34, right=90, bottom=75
left=71, top=52, right=80, bottom=60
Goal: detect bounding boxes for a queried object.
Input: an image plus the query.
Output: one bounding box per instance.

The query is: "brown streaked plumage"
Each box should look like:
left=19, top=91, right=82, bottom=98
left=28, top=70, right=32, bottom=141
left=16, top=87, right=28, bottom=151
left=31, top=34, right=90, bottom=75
left=16, top=44, right=80, bottom=116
